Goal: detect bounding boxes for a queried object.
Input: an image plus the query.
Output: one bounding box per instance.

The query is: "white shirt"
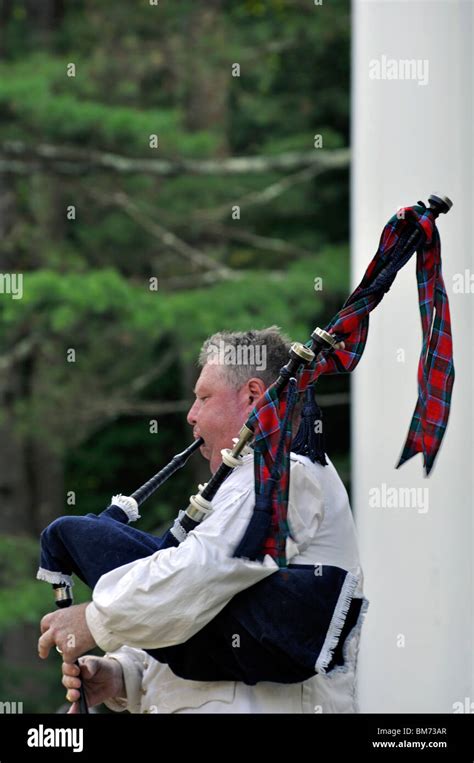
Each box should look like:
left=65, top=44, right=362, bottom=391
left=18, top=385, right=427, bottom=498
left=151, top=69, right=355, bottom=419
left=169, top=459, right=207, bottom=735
left=85, top=451, right=365, bottom=714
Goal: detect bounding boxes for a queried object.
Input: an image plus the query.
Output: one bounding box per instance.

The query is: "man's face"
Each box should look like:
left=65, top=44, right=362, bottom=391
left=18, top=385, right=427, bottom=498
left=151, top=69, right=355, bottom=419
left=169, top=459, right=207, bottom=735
left=187, top=363, right=264, bottom=474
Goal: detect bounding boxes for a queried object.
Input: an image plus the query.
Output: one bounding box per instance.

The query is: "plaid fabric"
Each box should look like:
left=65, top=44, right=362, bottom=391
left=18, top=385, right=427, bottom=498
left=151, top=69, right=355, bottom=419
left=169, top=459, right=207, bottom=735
left=394, top=220, right=455, bottom=474
left=245, top=203, right=454, bottom=564
left=245, top=381, right=297, bottom=567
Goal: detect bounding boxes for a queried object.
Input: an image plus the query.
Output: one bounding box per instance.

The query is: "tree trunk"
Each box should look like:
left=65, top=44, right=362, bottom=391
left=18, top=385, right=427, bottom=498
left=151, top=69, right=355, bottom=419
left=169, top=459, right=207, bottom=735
left=0, top=370, right=34, bottom=535
left=0, top=356, right=65, bottom=536
left=24, top=0, right=64, bottom=38
left=183, top=0, right=230, bottom=156
left=0, top=0, right=13, bottom=57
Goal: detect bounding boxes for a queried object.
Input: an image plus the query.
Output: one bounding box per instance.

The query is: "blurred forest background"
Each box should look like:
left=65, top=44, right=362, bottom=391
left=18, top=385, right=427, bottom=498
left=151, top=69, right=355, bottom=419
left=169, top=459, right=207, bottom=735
left=0, top=0, right=351, bottom=711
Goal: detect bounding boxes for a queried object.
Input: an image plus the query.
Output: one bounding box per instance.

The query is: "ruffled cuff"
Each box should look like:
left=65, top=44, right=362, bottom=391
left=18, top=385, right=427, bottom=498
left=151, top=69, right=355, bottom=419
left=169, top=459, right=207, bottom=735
left=110, top=494, right=141, bottom=522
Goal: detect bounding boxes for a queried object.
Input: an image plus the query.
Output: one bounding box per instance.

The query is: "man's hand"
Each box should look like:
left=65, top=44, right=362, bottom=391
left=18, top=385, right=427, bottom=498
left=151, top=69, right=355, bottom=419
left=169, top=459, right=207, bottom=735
left=38, top=603, right=96, bottom=662
left=62, top=656, right=126, bottom=714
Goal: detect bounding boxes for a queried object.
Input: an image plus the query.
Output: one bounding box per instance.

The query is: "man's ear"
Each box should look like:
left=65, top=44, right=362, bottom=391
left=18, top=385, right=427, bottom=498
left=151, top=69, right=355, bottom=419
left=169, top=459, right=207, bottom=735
left=247, top=377, right=266, bottom=405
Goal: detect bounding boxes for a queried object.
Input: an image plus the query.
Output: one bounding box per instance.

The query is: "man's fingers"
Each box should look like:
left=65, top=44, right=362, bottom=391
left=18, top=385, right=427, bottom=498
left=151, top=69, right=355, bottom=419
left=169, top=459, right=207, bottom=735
left=62, top=657, right=99, bottom=698
left=62, top=673, right=82, bottom=690
left=61, top=646, right=78, bottom=663
left=38, top=629, right=55, bottom=660
left=66, top=688, right=81, bottom=703
left=67, top=700, right=80, bottom=714
left=62, top=662, right=80, bottom=677
left=38, top=602, right=95, bottom=662
left=38, top=630, right=72, bottom=661
left=40, top=612, right=54, bottom=634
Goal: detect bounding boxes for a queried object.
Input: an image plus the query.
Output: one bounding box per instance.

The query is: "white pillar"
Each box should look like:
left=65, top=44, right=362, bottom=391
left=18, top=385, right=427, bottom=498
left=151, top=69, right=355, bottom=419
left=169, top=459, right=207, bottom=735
left=352, top=0, right=473, bottom=712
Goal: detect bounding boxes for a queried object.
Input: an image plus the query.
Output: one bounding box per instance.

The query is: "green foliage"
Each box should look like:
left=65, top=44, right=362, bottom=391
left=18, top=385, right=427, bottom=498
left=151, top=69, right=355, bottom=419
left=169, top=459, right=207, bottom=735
left=0, top=0, right=350, bottom=711
left=1, top=249, right=348, bottom=449
left=0, top=56, right=216, bottom=156
left=0, top=535, right=91, bottom=632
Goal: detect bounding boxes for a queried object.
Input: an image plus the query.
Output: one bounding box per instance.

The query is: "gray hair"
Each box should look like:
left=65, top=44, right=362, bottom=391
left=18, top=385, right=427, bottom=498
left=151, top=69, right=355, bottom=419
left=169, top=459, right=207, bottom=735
left=198, top=325, right=293, bottom=390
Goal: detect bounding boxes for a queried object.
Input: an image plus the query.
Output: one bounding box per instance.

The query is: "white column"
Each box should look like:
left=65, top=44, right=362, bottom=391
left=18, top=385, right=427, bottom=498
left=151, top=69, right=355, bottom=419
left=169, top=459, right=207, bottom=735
left=352, top=0, right=473, bottom=712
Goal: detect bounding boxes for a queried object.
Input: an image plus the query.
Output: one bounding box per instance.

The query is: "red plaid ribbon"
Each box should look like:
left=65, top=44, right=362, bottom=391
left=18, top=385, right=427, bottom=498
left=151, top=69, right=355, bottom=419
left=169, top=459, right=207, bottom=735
left=244, top=203, right=454, bottom=564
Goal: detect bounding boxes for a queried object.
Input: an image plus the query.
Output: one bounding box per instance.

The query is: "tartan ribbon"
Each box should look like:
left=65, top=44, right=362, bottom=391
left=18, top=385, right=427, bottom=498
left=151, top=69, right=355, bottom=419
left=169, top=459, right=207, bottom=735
left=238, top=379, right=297, bottom=567
left=244, top=203, right=454, bottom=565
left=393, top=215, right=455, bottom=475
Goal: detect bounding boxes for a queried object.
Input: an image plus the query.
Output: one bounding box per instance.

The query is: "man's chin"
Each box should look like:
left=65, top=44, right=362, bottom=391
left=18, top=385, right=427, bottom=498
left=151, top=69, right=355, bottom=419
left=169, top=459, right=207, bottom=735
left=199, top=442, right=210, bottom=459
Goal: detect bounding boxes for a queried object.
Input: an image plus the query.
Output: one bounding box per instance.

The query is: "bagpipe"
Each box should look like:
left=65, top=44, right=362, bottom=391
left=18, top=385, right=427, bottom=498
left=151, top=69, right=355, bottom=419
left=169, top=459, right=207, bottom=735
left=37, top=194, right=454, bottom=713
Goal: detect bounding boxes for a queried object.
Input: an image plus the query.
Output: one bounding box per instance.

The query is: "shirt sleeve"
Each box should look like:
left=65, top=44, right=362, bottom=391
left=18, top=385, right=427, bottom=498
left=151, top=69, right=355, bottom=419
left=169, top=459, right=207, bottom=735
left=286, top=458, right=325, bottom=558
left=102, top=646, right=146, bottom=714
left=86, top=478, right=279, bottom=653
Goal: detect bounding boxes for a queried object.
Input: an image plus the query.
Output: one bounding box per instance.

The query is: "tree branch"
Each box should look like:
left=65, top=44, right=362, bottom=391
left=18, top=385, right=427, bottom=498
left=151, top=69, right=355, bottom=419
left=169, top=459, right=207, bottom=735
left=190, top=160, right=344, bottom=222
left=206, top=223, right=316, bottom=260
left=157, top=269, right=247, bottom=291
left=128, top=347, right=177, bottom=396
left=0, top=140, right=349, bottom=177
left=98, top=190, right=238, bottom=278
left=0, top=336, right=37, bottom=372
left=108, top=400, right=192, bottom=416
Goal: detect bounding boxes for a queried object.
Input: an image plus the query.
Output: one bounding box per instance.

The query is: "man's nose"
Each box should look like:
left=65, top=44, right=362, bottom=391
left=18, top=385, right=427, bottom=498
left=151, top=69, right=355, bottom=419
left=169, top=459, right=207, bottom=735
left=187, top=400, right=198, bottom=426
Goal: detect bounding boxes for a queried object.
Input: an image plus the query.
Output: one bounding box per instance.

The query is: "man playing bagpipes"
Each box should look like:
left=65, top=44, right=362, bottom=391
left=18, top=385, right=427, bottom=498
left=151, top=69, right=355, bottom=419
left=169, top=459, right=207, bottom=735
left=56, top=327, right=363, bottom=714
left=37, top=196, right=454, bottom=714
